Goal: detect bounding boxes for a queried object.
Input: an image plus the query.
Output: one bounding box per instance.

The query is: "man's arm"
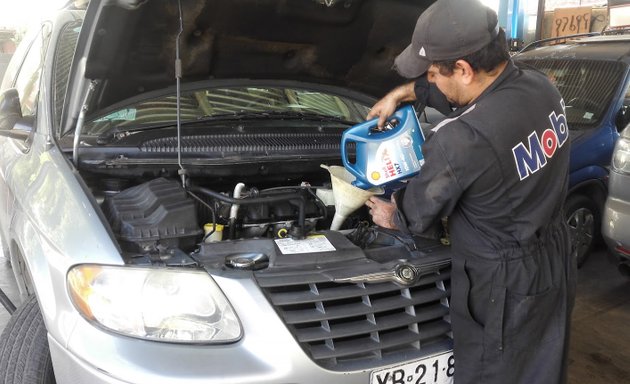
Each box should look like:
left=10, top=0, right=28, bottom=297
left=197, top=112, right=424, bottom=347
left=366, top=129, right=463, bottom=238
left=366, top=82, right=417, bottom=129
left=367, top=76, right=452, bottom=129
left=365, top=195, right=398, bottom=229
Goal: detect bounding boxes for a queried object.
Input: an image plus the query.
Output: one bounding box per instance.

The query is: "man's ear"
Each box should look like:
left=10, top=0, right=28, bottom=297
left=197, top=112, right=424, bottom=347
left=454, top=60, right=475, bottom=85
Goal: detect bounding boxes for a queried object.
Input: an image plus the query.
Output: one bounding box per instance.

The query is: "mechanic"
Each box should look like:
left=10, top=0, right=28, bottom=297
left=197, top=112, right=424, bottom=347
left=365, top=0, right=577, bottom=383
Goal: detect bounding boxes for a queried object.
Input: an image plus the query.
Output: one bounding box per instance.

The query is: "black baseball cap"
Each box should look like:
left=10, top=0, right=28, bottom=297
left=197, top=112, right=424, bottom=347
left=394, top=0, right=500, bottom=78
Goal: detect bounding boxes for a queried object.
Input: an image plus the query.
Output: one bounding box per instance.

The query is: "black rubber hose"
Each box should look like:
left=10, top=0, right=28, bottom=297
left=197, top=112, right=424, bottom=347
left=187, top=185, right=307, bottom=239
left=0, top=287, right=16, bottom=314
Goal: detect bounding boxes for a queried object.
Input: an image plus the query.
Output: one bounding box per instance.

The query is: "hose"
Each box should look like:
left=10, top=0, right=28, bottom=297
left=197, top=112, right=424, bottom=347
left=187, top=185, right=307, bottom=239
left=229, top=183, right=246, bottom=240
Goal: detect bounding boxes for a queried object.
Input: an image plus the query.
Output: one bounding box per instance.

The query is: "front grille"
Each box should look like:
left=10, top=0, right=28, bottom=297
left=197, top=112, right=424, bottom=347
left=257, top=267, right=451, bottom=370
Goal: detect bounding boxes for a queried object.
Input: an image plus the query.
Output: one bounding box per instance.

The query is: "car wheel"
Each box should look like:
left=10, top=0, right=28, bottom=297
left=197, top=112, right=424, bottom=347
left=565, top=194, right=598, bottom=268
left=0, top=295, right=56, bottom=384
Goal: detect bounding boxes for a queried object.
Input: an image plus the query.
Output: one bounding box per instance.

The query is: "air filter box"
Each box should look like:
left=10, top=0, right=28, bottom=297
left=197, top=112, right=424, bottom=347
left=103, top=178, right=202, bottom=252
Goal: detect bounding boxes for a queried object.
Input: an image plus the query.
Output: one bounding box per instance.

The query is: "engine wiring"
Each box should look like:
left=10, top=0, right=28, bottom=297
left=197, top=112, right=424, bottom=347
left=185, top=189, right=218, bottom=242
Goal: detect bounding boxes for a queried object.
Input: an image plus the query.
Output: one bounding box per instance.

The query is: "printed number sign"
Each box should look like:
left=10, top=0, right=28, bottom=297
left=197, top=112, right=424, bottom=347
left=551, top=7, right=592, bottom=38
left=370, top=351, right=454, bottom=384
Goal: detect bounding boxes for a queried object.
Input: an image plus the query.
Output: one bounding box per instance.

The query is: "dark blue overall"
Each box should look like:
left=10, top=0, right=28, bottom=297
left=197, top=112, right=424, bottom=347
left=395, top=61, right=577, bottom=384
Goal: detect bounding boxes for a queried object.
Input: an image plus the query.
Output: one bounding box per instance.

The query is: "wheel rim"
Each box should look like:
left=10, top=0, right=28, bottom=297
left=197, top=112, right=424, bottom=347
left=566, top=207, right=595, bottom=265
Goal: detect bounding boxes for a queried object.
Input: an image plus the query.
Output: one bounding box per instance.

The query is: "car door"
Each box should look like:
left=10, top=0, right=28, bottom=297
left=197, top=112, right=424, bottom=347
left=0, top=23, right=51, bottom=258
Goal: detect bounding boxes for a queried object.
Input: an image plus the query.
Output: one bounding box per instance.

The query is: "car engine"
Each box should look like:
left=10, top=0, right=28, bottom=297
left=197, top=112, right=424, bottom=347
left=95, top=173, right=450, bottom=265
left=98, top=175, right=372, bottom=262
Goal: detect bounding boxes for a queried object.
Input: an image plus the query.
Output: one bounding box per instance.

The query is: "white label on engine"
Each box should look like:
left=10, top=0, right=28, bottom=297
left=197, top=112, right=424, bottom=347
left=274, top=235, right=336, bottom=254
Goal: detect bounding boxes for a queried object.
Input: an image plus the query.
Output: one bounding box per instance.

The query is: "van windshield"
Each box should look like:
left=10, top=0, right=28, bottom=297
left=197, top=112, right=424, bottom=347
left=82, top=86, right=371, bottom=136
left=517, top=59, right=625, bottom=130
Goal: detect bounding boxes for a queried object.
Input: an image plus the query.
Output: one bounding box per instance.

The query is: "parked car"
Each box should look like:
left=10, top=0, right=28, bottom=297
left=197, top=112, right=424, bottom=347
left=602, top=123, right=630, bottom=277
left=0, top=1, right=455, bottom=383
left=513, top=33, right=630, bottom=267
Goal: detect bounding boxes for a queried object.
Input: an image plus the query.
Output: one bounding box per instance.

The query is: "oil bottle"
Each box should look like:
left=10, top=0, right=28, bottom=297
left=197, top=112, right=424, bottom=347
left=341, top=105, right=425, bottom=189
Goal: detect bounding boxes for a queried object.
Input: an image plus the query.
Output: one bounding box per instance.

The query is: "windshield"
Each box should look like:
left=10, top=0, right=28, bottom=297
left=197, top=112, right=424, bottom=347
left=83, top=86, right=371, bottom=136
left=517, top=59, right=625, bottom=130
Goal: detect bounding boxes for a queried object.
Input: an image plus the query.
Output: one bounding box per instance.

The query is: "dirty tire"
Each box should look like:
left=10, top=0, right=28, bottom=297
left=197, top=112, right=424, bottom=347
left=0, top=295, right=55, bottom=384
left=565, top=194, right=598, bottom=268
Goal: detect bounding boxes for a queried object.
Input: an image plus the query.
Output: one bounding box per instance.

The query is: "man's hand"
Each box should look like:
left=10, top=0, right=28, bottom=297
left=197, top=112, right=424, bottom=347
left=366, top=82, right=417, bottom=129
left=366, top=96, right=399, bottom=130
left=365, top=196, right=398, bottom=230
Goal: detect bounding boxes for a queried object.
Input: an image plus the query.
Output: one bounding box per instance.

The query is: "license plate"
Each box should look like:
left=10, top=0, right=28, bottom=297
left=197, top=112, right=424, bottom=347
left=370, top=351, right=454, bottom=384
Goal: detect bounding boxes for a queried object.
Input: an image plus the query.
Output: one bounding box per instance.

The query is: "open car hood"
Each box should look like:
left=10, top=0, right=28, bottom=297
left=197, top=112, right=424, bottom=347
left=78, top=0, right=433, bottom=115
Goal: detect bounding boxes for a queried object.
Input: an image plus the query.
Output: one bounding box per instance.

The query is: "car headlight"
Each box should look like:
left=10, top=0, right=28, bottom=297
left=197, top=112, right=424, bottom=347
left=612, top=137, right=630, bottom=175
left=67, top=265, right=242, bottom=343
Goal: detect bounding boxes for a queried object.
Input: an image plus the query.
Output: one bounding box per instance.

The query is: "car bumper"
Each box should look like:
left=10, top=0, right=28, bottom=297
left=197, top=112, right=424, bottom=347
left=602, top=196, right=630, bottom=263
left=48, top=325, right=364, bottom=384
left=48, top=274, right=452, bottom=383
left=47, top=281, right=352, bottom=383
left=48, top=328, right=451, bottom=384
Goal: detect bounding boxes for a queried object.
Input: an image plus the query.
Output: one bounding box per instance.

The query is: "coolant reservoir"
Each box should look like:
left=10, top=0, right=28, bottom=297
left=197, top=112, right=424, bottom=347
left=341, top=105, right=425, bottom=189
left=204, top=223, right=224, bottom=243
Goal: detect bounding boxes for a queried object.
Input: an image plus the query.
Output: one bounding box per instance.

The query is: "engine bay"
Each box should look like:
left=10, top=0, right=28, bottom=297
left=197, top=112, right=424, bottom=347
left=85, top=171, right=450, bottom=276
left=100, top=176, right=335, bottom=255
left=89, top=171, right=361, bottom=260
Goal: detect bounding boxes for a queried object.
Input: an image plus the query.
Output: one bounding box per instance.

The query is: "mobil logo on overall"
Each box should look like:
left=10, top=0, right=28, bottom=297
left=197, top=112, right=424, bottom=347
left=512, top=107, right=569, bottom=180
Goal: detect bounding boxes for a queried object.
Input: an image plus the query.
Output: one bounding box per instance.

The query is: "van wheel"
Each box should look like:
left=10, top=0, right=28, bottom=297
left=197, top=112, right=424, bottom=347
left=0, top=295, right=56, bottom=384
left=565, top=194, right=598, bottom=268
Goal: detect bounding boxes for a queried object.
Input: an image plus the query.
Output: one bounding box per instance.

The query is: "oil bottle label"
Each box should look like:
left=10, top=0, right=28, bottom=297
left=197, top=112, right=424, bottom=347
left=367, top=134, right=423, bottom=185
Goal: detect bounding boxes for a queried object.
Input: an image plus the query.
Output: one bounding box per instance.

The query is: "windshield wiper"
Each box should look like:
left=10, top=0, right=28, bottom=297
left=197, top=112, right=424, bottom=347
left=95, top=111, right=356, bottom=144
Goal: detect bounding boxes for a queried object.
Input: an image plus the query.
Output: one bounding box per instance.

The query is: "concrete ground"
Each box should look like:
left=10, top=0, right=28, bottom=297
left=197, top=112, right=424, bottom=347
left=0, top=244, right=629, bottom=383
left=567, top=246, right=630, bottom=384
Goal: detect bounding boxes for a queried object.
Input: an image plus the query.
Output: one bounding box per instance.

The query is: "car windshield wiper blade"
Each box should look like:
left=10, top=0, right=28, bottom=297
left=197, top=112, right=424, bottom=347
left=96, top=111, right=357, bottom=144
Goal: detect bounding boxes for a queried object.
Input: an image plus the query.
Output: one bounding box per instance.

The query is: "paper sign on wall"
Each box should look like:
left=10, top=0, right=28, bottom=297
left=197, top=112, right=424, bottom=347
left=551, top=7, right=592, bottom=38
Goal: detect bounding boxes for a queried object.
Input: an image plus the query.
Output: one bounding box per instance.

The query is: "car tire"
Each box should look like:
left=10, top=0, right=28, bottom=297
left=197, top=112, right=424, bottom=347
left=565, top=193, right=599, bottom=268
left=0, top=295, right=56, bottom=384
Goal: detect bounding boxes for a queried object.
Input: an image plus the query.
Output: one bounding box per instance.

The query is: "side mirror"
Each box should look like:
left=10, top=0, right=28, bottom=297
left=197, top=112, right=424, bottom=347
left=0, top=88, right=23, bottom=131
left=0, top=89, right=22, bottom=118
left=0, top=89, right=34, bottom=141
left=615, top=105, right=630, bottom=133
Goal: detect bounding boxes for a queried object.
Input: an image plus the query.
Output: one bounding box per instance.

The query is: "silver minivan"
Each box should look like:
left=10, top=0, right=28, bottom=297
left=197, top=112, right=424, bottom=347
left=603, top=124, right=630, bottom=277
left=0, top=1, right=453, bottom=383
